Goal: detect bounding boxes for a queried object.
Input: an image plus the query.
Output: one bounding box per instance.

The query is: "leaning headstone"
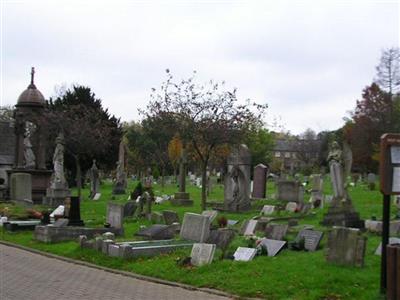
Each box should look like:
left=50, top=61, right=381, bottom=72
left=285, top=202, right=298, bottom=212
left=277, top=180, right=304, bottom=203
left=242, top=219, right=258, bottom=236
left=265, top=224, right=288, bottom=241
left=224, top=144, right=252, bottom=212
left=207, top=228, right=236, bottom=250
left=106, top=203, right=124, bottom=231
left=201, top=210, right=218, bottom=223
left=260, top=238, right=286, bottom=257
left=233, top=247, right=257, bottom=261
left=295, top=229, right=324, bottom=251
left=162, top=210, right=180, bottom=225
left=180, top=213, right=211, bottom=242
left=252, top=164, right=268, bottom=199
left=93, top=193, right=101, bottom=201
left=326, top=227, right=367, bottom=267
left=10, top=173, right=32, bottom=204
left=227, top=220, right=239, bottom=226
left=261, top=205, right=275, bottom=216
left=374, top=238, right=400, bottom=255
left=190, top=243, right=216, bottom=266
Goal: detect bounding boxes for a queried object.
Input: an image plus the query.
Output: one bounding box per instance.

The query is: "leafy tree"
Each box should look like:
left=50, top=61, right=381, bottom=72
left=245, top=127, right=274, bottom=167
left=143, top=70, right=267, bottom=210
left=0, top=105, right=14, bottom=121
left=168, top=134, right=183, bottom=181
left=375, top=47, right=400, bottom=96
left=46, top=85, right=122, bottom=196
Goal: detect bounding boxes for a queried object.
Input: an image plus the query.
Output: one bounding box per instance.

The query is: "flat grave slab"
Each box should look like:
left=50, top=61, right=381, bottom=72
left=233, top=247, right=257, bottom=261
left=135, top=224, right=175, bottom=240
left=190, top=243, right=216, bottom=266
left=260, top=238, right=286, bottom=257
left=295, top=229, right=324, bottom=251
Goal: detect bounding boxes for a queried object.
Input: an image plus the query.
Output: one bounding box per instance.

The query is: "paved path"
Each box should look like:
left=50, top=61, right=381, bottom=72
left=0, top=244, right=231, bottom=300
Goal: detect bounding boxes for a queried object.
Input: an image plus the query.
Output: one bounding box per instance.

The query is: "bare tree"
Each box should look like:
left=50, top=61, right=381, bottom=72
left=375, top=47, right=400, bottom=96
left=143, top=70, right=267, bottom=210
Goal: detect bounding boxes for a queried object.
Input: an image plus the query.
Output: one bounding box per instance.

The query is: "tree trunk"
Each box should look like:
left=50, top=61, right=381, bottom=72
left=75, top=154, right=82, bottom=198
left=201, top=160, right=208, bottom=211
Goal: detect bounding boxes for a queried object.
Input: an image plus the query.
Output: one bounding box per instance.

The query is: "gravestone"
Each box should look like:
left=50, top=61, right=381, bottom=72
left=285, top=202, right=298, bottom=212
left=89, top=159, right=100, bottom=199
left=135, top=224, right=175, bottom=240
left=265, top=224, right=288, bottom=241
left=224, top=144, right=252, bottom=212
left=112, top=139, right=127, bottom=194
left=260, top=238, right=286, bottom=256
left=367, top=172, right=376, bottom=190
left=162, top=210, right=179, bottom=225
left=106, top=203, right=124, bottom=231
left=261, top=205, right=275, bottom=216
left=207, top=228, right=236, bottom=250
left=67, top=196, right=84, bottom=226
left=252, top=164, right=268, bottom=199
left=227, top=220, right=239, bottom=226
left=233, top=247, right=257, bottom=261
left=123, top=201, right=137, bottom=217
left=295, top=229, right=323, bottom=251
left=201, top=210, right=218, bottom=223
left=10, top=172, right=32, bottom=204
left=93, top=193, right=101, bottom=201
left=242, top=219, right=258, bottom=236
left=180, top=213, right=211, bottom=242
left=326, top=227, right=367, bottom=267
left=102, top=232, right=115, bottom=240
left=310, top=174, right=323, bottom=192
left=277, top=180, right=304, bottom=203
left=190, top=243, right=216, bottom=266
left=322, top=142, right=364, bottom=228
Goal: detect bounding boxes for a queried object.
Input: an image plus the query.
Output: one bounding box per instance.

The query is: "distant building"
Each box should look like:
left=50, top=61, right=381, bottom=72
left=272, top=138, right=322, bottom=174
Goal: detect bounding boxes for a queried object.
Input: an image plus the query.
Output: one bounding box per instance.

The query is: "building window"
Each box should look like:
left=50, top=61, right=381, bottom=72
left=275, top=152, right=281, bottom=158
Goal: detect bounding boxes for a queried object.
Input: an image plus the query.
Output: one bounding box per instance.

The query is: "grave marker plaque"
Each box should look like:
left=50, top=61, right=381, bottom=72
left=296, top=229, right=323, bottom=251
left=233, top=247, right=257, bottom=261
left=190, top=243, right=216, bottom=266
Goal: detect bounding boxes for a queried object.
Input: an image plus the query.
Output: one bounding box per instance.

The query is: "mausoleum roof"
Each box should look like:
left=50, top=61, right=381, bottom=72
left=16, top=67, right=45, bottom=107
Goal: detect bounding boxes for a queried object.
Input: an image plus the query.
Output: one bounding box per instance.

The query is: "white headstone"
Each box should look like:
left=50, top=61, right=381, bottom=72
left=233, top=247, right=257, bottom=261
left=285, top=202, right=298, bottom=212
left=50, top=205, right=64, bottom=218
left=243, top=220, right=258, bottom=236
left=374, top=238, right=400, bottom=255
left=93, top=193, right=101, bottom=201
left=201, top=210, right=218, bottom=223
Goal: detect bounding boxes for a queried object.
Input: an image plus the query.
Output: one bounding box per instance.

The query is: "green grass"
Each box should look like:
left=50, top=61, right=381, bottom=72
left=0, top=177, right=396, bottom=299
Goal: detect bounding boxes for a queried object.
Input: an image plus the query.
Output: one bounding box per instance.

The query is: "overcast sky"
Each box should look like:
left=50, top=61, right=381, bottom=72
left=1, top=0, right=398, bottom=134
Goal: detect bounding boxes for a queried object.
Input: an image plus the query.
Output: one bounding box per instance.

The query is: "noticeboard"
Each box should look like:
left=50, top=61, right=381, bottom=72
left=380, top=134, right=400, bottom=195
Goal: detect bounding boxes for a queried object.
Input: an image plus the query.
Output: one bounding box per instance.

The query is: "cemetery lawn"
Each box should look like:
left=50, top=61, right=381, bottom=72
left=0, top=179, right=394, bottom=300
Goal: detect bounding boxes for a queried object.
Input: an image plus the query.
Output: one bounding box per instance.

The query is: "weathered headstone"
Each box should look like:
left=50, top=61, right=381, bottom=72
left=10, top=172, right=32, bottom=204
left=277, top=180, right=304, bottom=203
left=150, top=212, right=164, bottom=224
left=93, top=193, right=101, bottom=201
left=162, top=210, right=180, bottom=225
left=260, top=238, right=286, bottom=257
left=172, top=147, right=193, bottom=206
left=89, top=159, right=100, bottom=199
left=233, top=247, right=257, bottom=261
left=224, top=144, right=252, bottom=212
left=295, top=229, right=323, bottom=251
left=207, top=228, right=235, bottom=250
left=265, top=224, right=288, bottom=241
left=261, top=205, right=275, bottom=216
left=106, top=203, right=124, bottom=230
left=326, top=227, right=367, bottom=267
left=242, top=219, right=258, bottom=236
left=123, top=201, right=137, bottom=217
left=252, top=164, right=268, bottom=199
left=367, top=172, right=376, bottom=190
left=112, top=139, right=127, bottom=194
left=180, top=213, right=211, bottom=242
left=190, top=243, right=216, bottom=266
